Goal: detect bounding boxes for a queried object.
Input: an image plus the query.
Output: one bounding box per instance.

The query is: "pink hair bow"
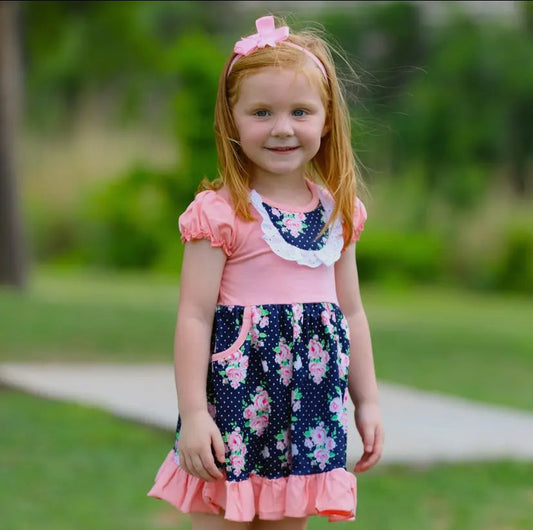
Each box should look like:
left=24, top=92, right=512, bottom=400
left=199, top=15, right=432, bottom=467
left=228, top=15, right=328, bottom=81
left=234, top=16, right=289, bottom=56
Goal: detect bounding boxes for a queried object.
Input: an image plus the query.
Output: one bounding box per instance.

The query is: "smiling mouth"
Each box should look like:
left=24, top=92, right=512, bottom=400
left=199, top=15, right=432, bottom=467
left=265, top=146, right=299, bottom=152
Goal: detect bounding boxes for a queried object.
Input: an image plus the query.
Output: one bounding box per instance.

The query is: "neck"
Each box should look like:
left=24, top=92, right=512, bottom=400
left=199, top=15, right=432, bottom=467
left=251, top=175, right=313, bottom=207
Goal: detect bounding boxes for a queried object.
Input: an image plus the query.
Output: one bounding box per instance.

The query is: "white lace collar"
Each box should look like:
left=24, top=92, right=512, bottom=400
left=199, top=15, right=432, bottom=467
left=249, top=186, right=343, bottom=268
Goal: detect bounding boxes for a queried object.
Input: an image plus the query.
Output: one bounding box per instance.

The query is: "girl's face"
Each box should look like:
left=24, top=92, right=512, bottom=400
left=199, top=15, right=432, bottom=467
left=232, top=67, right=328, bottom=184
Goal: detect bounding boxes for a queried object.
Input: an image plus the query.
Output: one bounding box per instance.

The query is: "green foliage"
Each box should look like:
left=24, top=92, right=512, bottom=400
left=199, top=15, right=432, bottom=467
left=357, top=230, right=446, bottom=287
left=21, top=2, right=533, bottom=293
left=80, top=165, right=188, bottom=272
left=493, top=225, right=533, bottom=293
left=165, top=31, right=225, bottom=181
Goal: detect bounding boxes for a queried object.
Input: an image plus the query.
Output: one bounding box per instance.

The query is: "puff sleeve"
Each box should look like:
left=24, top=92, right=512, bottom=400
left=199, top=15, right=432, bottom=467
left=351, top=197, right=367, bottom=243
left=178, top=190, right=236, bottom=256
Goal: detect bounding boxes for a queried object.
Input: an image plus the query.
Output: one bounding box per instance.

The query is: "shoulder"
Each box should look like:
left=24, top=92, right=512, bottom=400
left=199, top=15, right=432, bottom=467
left=178, top=188, right=237, bottom=255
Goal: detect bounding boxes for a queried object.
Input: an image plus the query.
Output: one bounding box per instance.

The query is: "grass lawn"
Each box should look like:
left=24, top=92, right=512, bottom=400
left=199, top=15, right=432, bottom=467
left=1, top=389, right=531, bottom=530
left=1, top=267, right=532, bottom=410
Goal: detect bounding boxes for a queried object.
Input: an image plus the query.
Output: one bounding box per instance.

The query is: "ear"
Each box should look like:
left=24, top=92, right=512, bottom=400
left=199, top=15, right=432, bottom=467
left=321, top=121, right=331, bottom=137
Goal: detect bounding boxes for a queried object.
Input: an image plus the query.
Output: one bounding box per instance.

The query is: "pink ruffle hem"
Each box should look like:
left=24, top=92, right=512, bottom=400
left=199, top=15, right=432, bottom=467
left=147, top=450, right=357, bottom=522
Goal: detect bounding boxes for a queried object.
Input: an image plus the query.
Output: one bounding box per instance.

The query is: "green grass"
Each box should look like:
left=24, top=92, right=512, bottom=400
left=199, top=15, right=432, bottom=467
left=1, top=389, right=531, bottom=530
left=1, top=267, right=532, bottom=410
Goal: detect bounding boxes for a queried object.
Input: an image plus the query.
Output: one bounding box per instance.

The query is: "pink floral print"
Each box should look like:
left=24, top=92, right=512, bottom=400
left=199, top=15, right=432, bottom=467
left=307, top=335, right=330, bottom=384
left=217, top=349, right=249, bottom=389
left=274, top=337, right=294, bottom=386
left=304, top=422, right=337, bottom=470
left=329, top=386, right=350, bottom=434
left=275, top=428, right=292, bottom=468
left=275, top=211, right=308, bottom=238
left=243, top=386, right=271, bottom=436
left=224, top=427, right=247, bottom=477
left=250, top=306, right=269, bottom=348
left=321, top=303, right=337, bottom=335
left=290, top=303, right=303, bottom=341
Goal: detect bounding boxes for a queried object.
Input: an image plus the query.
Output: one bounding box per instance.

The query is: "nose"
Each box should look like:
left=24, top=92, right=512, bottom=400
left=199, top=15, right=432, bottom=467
left=271, top=114, right=294, bottom=137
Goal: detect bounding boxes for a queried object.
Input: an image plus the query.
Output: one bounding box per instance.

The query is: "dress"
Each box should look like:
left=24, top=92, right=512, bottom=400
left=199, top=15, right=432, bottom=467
left=147, top=179, right=367, bottom=522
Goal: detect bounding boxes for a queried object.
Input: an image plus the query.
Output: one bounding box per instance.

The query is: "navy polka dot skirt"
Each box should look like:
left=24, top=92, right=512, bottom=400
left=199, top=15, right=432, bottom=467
left=175, top=302, right=351, bottom=480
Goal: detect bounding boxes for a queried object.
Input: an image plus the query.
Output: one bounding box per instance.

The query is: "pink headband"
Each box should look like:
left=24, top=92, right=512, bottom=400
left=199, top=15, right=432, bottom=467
left=227, top=16, right=328, bottom=81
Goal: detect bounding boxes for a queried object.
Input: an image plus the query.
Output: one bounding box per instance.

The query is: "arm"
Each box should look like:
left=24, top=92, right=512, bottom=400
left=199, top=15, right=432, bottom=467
left=173, top=239, right=227, bottom=481
left=335, top=243, right=384, bottom=472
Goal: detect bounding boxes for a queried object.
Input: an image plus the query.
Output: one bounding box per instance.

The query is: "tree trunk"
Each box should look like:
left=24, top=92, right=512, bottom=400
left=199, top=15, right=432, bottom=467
left=0, top=1, right=27, bottom=288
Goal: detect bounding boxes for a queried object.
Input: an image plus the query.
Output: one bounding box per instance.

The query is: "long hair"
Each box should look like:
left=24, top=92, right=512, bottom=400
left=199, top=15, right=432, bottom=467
left=203, top=16, right=363, bottom=247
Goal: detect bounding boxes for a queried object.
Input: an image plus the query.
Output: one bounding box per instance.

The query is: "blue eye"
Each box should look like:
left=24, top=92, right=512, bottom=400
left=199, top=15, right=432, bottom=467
left=293, top=109, right=307, bottom=117
left=255, top=110, right=270, bottom=117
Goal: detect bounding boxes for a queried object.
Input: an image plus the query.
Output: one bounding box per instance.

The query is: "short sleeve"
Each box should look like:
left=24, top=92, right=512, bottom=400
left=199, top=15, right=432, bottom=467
left=351, top=197, right=367, bottom=243
left=178, top=190, right=236, bottom=256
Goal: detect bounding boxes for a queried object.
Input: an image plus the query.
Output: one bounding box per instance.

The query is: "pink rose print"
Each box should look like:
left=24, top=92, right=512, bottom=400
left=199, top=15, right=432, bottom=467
left=250, top=308, right=268, bottom=348
left=314, top=447, right=331, bottom=469
left=217, top=351, right=248, bottom=389
left=253, top=389, right=271, bottom=412
left=288, top=304, right=303, bottom=341
left=227, top=431, right=245, bottom=452
left=292, top=303, right=303, bottom=322
left=226, top=365, right=247, bottom=389
left=293, top=323, right=302, bottom=341
left=308, top=337, right=323, bottom=360
left=329, top=387, right=350, bottom=433
left=293, top=355, right=302, bottom=371
left=244, top=386, right=271, bottom=436
left=271, top=207, right=281, bottom=217
left=304, top=422, right=337, bottom=470
left=325, top=437, right=337, bottom=451
left=279, top=364, right=293, bottom=386
left=230, top=454, right=245, bottom=476
left=338, top=352, right=350, bottom=379
left=225, top=427, right=247, bottom=477
left=291, top=388, right=302, bottom=414
left=275, top=338, right=294, bottom=386
left=310, top=361, right=326, bottom=384
left=321, top=304, right=336, bottom=335
left=340, top=315, right=350, bottom=340
left=275, top=340, right=292, bottom=363
left=276, top=212, right=308, bottom=238
left=275, top=428, right=291, bottom=468
left=284, top=216, right=303, bottom=237
left=251, top=306, right=262, bottom=325
left=311, top=426, right=327, bottom=446
left=308, top=336, right=329, bottom=384
left=249, top=415, right=269, bottom=436
left=340, top=410, right=349, bottom=434
left=329, top=396, right=343, bottom=414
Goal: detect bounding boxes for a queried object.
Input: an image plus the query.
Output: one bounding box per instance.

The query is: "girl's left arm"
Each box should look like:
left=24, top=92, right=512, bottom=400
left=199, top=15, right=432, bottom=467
left=335, top=243, right=384, bottom=472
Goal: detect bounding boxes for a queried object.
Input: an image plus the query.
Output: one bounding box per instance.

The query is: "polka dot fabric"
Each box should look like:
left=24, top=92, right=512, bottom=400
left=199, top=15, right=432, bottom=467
left=263, top=201, right=329, bottom=251
left=173, top=302, right=351, bottom=481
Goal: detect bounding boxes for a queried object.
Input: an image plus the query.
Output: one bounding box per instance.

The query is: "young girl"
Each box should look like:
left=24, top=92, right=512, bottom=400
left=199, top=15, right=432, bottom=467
left=148, top=15, right=383, bottom=529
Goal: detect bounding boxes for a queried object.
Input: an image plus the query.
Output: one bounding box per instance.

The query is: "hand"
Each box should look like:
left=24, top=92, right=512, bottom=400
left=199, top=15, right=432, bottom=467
left=177, top=410, right=226, bottom=482
left=353, top=401, right=384, bottom=473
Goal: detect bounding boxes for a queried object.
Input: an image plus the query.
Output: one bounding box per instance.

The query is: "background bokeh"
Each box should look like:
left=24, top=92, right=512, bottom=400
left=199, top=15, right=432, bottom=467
left=8, top=0, right=533, bottom=292
left=1, top=2, right=532, bottom=530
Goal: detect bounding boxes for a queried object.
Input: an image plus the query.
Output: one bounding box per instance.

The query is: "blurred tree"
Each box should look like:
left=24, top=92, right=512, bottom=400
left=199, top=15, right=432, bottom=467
left=0, top=1, right=27, bottom=288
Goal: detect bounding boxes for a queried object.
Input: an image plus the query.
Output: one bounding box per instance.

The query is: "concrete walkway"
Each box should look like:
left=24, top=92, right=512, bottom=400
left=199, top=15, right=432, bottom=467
left=2, top=362, right=533, bottom=466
